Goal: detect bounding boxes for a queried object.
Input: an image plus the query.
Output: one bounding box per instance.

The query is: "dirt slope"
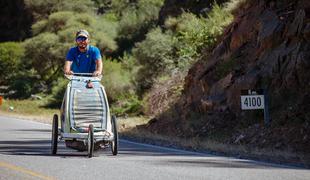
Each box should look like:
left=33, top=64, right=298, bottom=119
left=144, top=0, right=310, bottom=165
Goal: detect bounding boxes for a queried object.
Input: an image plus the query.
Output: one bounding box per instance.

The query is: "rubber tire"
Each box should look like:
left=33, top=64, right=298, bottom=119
left=111, top=115, right=118, bottom=156
left=88, top=124, right=94, bottom=158
left=51, top=114, right=58, bottom=155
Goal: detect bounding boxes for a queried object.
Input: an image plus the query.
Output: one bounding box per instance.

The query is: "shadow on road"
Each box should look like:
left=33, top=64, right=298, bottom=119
left=0, top=128, right=307, bottom=169
left=163, top=159, right=284, bottom=169
left=11, top=128, right=52, bottom=133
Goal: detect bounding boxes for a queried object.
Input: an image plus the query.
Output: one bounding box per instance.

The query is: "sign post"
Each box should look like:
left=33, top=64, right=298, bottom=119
left=240, top=89, right=270, bottom=126
left=263, top=89, right=270, bottom=126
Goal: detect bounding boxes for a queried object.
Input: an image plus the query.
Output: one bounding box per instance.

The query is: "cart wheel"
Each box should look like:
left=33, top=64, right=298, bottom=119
left=88, top=124, right=94, bottom=158
left=51, top=114, right=58, bottom=155
left=111, top=115, right=118, bottom=156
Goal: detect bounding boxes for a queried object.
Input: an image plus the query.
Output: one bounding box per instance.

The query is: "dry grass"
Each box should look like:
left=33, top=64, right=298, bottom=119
left=0, top=98, right=58, bottom=124
left=118, top=116, right=151, bottom=132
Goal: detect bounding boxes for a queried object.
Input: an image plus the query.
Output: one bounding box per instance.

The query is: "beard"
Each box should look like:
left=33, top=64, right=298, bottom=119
left=78, top=44, right=87, bottom=49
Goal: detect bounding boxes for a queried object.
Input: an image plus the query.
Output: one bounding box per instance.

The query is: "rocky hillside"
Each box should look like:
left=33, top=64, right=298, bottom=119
left=145, top=0, right=310, bottom=164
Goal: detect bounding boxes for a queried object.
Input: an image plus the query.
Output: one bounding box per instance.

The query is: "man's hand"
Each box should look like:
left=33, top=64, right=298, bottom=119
left=64, top=70, right=73, bottom=75
left=92, top=70, right=101, bottom=77
left=64, top=61, right=73, bottom=75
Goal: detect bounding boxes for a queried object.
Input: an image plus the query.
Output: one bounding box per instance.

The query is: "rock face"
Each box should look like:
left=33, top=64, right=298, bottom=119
left=146, top=0, right=310, bottom=160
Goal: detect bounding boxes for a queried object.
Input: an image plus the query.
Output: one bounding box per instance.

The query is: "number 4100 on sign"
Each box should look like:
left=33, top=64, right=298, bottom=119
left=241, top=95, right=265, bottom=110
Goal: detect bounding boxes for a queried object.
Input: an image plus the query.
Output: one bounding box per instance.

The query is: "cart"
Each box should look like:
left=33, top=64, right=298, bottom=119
left=51, top=73, right=118, bottom=158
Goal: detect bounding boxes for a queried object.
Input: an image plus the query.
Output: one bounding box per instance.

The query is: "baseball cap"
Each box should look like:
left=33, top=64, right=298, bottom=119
left=76, top=29, right=90, bottom=38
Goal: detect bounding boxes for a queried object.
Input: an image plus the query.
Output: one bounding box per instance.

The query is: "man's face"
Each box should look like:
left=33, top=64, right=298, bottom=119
left=76, top=36, right=89, bottom=49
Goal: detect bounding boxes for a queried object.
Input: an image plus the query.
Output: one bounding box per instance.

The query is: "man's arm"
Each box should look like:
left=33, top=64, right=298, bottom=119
left=64, top=61, right=73, bottom=75
left=93, top=59, right=102, bottom=76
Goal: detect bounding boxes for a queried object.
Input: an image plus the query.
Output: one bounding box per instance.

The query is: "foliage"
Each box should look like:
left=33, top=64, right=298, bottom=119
left=24, top=0, right=95, bottom=20
left=4, top=0, right=238, bottom=118
left=165, top=4, right=233, bottom=71
left=25, top=10, right=117, bottom=87
left=0, top=42, right=24, bottom=85
left=132, top=2, right=233, bottom=95
left=23, top=32, right=63, bottom=84
left=111, top=93, right=143, bottom=116
left=7, top=71, right=41, bottom=99
left=225, top=0, right=247, bottom=13
left=133, top=28, right=174, bottom=94
left=102, top=59, right=142, bottom=116
left=115, top=0, right=164, bottom=54
left=117, top=0, right=164, bottom=40
left=102, top=59, right=135, bottom=102
left=120, top=52, right=137, bottom=72
left=0, top=42, right=43, bottom=99
left=45, top=77, right=68, bottom=108
left=92, top=16, right=118, bottom=51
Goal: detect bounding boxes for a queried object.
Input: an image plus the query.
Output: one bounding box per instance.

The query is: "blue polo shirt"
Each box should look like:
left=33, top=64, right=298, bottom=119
left=66, top=45, right=102, bottom=73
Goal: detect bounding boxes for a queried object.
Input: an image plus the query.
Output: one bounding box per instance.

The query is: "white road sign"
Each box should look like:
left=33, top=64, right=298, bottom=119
left=241, top=95, right=265, bottom=110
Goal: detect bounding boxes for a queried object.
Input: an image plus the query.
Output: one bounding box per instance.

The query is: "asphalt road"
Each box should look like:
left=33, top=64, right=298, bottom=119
left=0, top=116, right=309, bottom=180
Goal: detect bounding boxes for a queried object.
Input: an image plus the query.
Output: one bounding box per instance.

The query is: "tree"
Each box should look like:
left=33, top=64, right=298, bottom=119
left=24, top=0, right=95, bottom=20
left=133, top=28, right=174, bottom=94
left=23, top=32, right=63, bottom=84
left=0, top=42, right=24, bottom=85
left=24, top=11, right=117, bottom=86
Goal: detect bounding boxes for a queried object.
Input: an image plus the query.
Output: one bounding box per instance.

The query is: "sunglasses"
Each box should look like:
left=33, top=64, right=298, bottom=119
left=76, top=36, right=87, bottom=42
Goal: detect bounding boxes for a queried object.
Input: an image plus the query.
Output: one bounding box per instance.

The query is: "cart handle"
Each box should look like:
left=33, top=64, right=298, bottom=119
left=64, top=73, right=102, bottom=81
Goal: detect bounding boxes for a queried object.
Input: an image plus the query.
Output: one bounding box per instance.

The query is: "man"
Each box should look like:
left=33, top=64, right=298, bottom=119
left=64, top=29, right=102, bottom=76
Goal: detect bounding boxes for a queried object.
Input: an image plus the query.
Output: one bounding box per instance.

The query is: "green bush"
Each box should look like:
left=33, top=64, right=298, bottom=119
left=101, top=59, right=143, bottom=116
left=45, top=77, right=68, bottom=108
left=0, top=42, right=43, bottom=99
left=111, top=93, right=143, bottom=116
left=23, top=32, right=63, bottom=84
left=0, top=42, right=24, bottom=85
left=26, top=10, right=118, bottom=88
left=102, top=59, right=135, bottom=101
left=7, top=70, right=42, bottom=99
left=165, top=3, right=233, bottom=71
left=116, top=0, right=164, bottom=52
left=24, top=0, right=95, bottom=20
left=133, top=28, right=175, bottom=94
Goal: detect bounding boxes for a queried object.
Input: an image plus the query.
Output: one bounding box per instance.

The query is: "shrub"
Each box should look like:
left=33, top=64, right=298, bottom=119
left=164, top=3, right=233, bottom=71
left=23, top=32, right=63, bottom=84
left=111, top=93, right=143, bottom=116
left=0, top=42, right=24, bottom=85
left=102, top=59, right=135, bottom=101
left=103, top=59, right=142, bottom=116
left=133, top=28, right=174, bottom=94
left=7, top=70, right=42, bottom=99
left=24, top=0, right=95, bottom=20
left=45, top=77, right=68, bottom=108
left=26, top=10, right=117, bottom=88
left=116, top=0, right=164, bottom=53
